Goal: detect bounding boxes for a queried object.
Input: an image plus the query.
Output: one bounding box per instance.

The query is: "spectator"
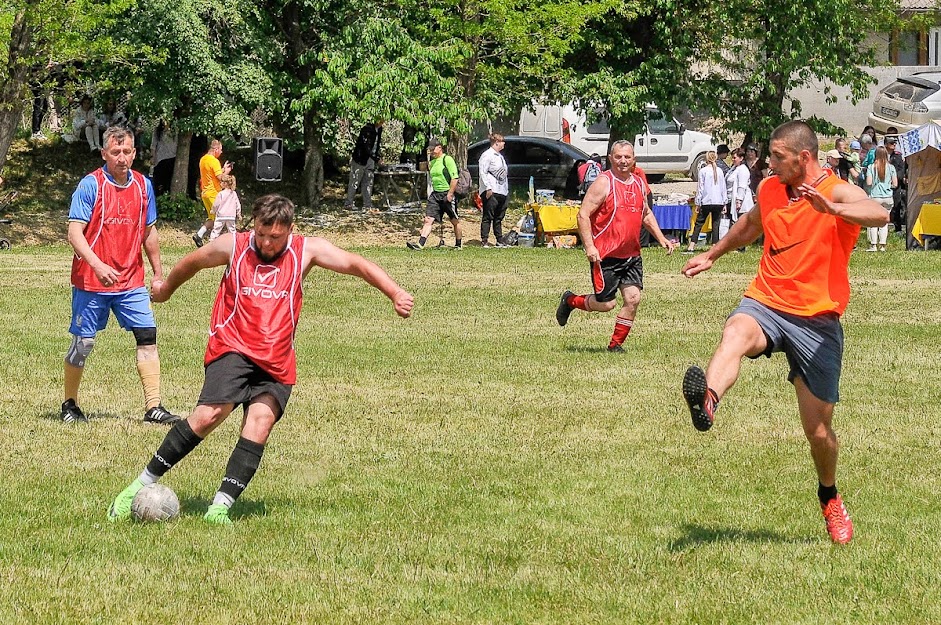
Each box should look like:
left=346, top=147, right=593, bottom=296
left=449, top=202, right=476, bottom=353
left=71, top=96, right=102, bottom=151
left=836, top=138, right=860, bottom=183
left=345, top=120, right=384, bottom=211
left=858, top=134, right=875, bottom=187
left=725, top=148, right=754, bottom=238
left=745, top=143, right=764, bottom=194
left=193, top=140, right=232, bottom=247
left=578, top=153, right=604, bottom=198
left=865, top=146, right=897, bottom=252
left=885, top=136, right=907, bottom=232
left=210, top=174, right=241, bottom=241
left=823, top=149, right=841, bottom=174
left=149, top=120, right=177, bottom=197
left=716, top=144, right=731, bottom=176
left=687, top=151, right=727, bottom=253
left=99, top=100, right=126, bottom=131
left=478, top=133, right=509, bottom=247
left=406, top=138, right=463, bottom=250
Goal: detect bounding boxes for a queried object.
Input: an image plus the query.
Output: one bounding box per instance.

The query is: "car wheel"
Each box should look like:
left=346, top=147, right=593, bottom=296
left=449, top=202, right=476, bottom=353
left=645, top=173, right=665, bottom=183
left=689, top=154, right=707, bottom=180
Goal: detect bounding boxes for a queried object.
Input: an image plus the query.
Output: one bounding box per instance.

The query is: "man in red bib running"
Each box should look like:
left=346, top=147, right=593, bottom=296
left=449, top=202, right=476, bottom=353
left=680, top=120, right=888, bottom=544
left=108, top=194, right=414, bottom=525
left=555, top=140, right=677, bottom=352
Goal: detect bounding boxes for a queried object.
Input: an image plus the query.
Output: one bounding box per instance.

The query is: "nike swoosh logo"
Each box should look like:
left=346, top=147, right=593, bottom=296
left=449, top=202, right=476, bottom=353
left=769, top=241, right=805, bottom=256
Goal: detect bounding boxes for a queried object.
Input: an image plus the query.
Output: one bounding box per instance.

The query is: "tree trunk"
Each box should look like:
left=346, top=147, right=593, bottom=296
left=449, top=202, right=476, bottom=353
left=0, top=8, right=33, bottom=174
left=170, top=131, right=193, bottom=196
left=449, top=62, right=477, bottom=168
left=302, top=108, right=323, bottom=208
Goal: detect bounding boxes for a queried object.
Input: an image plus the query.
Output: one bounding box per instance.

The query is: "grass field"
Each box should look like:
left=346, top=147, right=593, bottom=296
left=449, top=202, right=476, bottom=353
left=1, top=237, right=940, bottom=624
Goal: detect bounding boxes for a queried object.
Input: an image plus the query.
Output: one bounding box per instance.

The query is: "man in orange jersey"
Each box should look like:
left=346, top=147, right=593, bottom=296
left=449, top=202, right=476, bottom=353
left=680, top=120, right=888, bottom=545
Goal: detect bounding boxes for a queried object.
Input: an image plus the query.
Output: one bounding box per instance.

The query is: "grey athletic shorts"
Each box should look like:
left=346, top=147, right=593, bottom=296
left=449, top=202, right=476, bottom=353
left=732, top=297, right=844, bottom=403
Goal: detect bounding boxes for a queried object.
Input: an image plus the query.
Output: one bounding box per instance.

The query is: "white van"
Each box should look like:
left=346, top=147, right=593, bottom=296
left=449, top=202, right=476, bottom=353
left=519, top=102, right=609, bottom=156
left=518, top=103, right=716, bottom=180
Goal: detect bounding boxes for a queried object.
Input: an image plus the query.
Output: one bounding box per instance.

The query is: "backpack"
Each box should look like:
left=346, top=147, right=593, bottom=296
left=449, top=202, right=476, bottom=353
left=580, top=161, right=601, bottom=195
left=442, top=155, right=473, bottom=198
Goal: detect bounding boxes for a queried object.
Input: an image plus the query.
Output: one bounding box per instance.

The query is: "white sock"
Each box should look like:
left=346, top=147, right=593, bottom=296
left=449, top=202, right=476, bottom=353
left=212, top=492, right=234, bottom=508
left=196, top=226, right=207, bottom=238
left=137, top=468, right=160, bottom=486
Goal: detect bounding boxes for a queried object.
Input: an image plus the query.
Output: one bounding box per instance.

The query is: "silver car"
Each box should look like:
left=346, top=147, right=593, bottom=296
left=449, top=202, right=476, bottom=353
left=869, top=71, right=941, bottom=134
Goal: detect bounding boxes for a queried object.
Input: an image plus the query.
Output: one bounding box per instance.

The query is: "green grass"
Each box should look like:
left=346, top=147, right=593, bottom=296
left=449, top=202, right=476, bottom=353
left=1, top=238, right=940, bottom=624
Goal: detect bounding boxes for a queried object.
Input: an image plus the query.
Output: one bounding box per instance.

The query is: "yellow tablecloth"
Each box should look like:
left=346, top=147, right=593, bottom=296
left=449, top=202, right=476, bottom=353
left=912, top=202, right=941, bottom=246
left=530, top=203, right=579, bottom=233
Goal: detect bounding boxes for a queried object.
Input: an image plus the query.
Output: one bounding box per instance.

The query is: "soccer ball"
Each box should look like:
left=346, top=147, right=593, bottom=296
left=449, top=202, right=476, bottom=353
left=131, top=483, right=180, bottom=522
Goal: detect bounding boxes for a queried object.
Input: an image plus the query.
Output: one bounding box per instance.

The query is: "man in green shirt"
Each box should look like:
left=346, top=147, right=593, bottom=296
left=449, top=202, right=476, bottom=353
left=407, top=138, right=463, bottom=250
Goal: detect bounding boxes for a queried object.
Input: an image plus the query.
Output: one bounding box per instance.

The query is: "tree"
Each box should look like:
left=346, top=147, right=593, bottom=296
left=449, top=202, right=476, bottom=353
left=113, top=0, right=272, bottom=195
left=0, top=0, right=134, bottom=173
left=403, top=0, right=608, bottom=166
left=251, top=1, right=451, bottom=206
left=681, top=0, right=902, bottom=147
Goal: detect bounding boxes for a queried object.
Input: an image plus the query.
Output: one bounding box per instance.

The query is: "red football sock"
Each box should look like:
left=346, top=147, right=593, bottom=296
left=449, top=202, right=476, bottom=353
left=608, top=315, right=633, bottom=348
left=567, top=293, right=590, bottom=311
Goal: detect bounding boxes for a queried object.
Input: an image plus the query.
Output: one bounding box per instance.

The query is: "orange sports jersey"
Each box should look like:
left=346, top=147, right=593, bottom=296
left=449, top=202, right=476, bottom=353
left=744, top=172, right=860, bottom=317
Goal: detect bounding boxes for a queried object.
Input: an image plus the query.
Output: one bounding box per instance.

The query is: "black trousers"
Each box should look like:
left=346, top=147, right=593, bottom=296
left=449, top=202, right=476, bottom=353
left=691, top=204, right=723, bottom=245
left=481, top=191, right=508, bottom=242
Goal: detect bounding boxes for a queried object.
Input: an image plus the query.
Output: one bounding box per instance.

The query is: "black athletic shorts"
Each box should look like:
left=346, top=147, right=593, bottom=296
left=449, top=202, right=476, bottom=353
left=590, top=256, right=644, bottom=302
left=198, top=352, right=293, bottom=420
left=426, top=191, right=459, bottom=222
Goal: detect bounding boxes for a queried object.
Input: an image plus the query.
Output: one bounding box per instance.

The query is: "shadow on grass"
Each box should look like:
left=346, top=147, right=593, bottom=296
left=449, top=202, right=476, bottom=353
left=178, top=496, right=267, bottom=521
left=669, top=524, right=814, bottom=551
left=566, top=345, right=621, bottom=354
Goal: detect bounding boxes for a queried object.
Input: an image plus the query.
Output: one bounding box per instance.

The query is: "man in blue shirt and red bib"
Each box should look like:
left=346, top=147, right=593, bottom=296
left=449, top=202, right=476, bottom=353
left=62, top=126, right=179, bottom=425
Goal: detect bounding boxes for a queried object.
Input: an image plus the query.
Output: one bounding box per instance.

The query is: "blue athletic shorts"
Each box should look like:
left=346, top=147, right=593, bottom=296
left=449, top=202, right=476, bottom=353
left=69, top=286, right=156, bottom=337
left=732, top=297, right=844, bottom=403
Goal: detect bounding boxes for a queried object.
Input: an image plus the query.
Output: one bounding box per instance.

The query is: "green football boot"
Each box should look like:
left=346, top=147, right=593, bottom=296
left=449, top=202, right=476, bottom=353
left=107, top=479, right=144, bottom=522
left=203, top=504, right=233, bottom=526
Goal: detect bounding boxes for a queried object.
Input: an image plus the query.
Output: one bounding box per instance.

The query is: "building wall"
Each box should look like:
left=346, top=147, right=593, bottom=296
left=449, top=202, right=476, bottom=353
left=789, top=65, right=941, bottom=136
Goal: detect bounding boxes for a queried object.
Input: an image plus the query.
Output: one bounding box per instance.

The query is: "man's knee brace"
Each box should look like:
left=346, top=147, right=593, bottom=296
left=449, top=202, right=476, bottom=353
left=132, top=327, right=157, bottom=347
left=65, top=336, right=95, bottom=368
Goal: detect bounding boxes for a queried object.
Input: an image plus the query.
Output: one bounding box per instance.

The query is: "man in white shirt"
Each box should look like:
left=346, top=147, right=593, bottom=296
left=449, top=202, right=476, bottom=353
left=478, top=133, right=509, bottom=247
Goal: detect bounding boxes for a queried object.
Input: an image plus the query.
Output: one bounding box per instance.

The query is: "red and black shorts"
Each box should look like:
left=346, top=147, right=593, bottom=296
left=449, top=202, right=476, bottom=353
left=590, top=256, right=644, bottom=303
left=198, top=352, right=293, bottom=420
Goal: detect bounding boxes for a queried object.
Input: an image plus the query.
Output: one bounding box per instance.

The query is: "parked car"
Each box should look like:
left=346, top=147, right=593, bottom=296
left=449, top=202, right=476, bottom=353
left=467, top=135, right=591, bottom=196
left=869, top=72, right=941, bottom=135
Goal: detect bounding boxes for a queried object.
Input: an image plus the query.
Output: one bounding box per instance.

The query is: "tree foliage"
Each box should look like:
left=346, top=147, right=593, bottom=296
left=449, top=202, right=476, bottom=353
left=402, top=0, right=607, bottom=164
left=0, top=0, right=136, bottom=172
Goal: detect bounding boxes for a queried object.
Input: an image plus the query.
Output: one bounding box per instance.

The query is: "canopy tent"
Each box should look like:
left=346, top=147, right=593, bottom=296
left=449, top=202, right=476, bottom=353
left=899, top=121, right=941, bottom=249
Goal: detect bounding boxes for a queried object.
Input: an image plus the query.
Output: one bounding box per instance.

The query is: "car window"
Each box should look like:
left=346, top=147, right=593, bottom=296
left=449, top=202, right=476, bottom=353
left=503, top=143, right=524, bottom=163
left=522, top=145, right=561, bottom=164
left=883, top=82, right=932, bottom=103
left=645, top=109, right=679, bottom=135
left=586, top=107, right=609, bottom=134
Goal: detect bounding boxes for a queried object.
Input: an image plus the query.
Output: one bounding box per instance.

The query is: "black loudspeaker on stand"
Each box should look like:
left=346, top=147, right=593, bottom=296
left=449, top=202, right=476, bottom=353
left=254, top=137, right=283, bottom=182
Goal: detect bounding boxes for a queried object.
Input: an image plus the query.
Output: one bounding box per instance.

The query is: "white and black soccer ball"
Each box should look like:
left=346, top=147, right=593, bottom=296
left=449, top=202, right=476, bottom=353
left=131, top=483, right=180, bottom=522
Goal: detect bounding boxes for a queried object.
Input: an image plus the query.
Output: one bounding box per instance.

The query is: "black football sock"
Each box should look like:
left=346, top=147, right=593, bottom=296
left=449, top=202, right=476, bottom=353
left=418, top=236, right=428, bottom=247
left=818, top=482, right=838, bottom=505
left=145, top=420, right=203, bottom=477
left=455, top=238, right=462, bottom=248
left=215, top=437, right=265, bottom=507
